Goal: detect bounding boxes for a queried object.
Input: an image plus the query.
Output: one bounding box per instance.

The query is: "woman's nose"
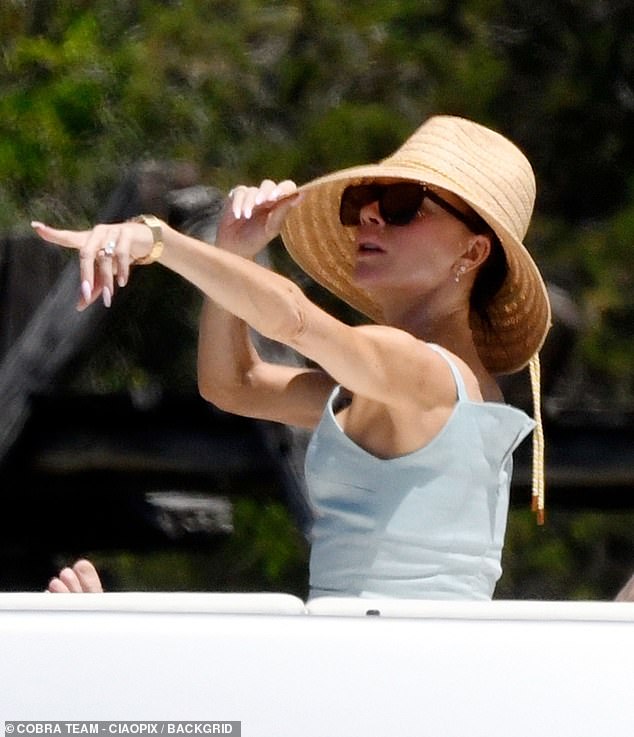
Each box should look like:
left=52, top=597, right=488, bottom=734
left=359, top=200, right=384, bottom=226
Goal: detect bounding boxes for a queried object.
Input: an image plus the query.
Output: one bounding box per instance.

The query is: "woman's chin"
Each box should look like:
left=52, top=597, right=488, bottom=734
left=352, top=263, right=387, bottom=289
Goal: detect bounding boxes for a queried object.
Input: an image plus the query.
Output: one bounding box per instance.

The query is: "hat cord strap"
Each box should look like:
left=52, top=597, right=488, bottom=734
left=529, top=354, right=545, bottom=524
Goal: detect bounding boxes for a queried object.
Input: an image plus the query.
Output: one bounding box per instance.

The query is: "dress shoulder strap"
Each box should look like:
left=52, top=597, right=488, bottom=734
left=427, top=343, right=469, bottom=402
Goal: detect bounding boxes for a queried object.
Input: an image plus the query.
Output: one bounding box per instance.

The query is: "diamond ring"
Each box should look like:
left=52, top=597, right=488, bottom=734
left=104, top=240, right=117, bottom=257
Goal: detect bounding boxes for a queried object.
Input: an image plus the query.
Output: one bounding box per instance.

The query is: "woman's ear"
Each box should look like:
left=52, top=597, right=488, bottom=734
left=458, top=233, right=491, bottom=275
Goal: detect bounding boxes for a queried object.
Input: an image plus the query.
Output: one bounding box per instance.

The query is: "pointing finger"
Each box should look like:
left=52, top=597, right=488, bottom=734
left=31, top=222, right=92, bottom=251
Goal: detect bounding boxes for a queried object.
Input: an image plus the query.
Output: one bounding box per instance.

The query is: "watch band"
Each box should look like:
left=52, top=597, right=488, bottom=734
left=131, top=214, right=164, bottom=265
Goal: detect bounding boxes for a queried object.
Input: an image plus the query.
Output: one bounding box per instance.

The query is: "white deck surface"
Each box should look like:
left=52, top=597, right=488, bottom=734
left=1, top=593, right=633, bottom=736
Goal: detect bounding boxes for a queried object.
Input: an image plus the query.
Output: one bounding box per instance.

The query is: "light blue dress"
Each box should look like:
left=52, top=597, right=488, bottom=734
left=305, top=345, right=534, bottom=601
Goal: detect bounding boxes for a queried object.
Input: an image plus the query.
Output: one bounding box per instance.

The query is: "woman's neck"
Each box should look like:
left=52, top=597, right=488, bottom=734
left=383, top=293, right=471, bottom=345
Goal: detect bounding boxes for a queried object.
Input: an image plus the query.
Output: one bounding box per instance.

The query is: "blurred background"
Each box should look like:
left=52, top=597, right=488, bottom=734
left=0, top=0, right=633, bottom=599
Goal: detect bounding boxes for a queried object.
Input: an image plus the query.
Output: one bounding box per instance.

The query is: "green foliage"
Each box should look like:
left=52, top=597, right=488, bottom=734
left=227, top=498, right=309, bottom=592
left=499, top=508, right=634, bottom=601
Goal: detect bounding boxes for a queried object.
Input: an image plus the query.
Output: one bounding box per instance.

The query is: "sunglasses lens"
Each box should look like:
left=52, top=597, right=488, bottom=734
left=339, top=185, right=380, bottom=226
left=379, top=183, right=426, bottom=225
left=339, top=183, right=426, bottom=226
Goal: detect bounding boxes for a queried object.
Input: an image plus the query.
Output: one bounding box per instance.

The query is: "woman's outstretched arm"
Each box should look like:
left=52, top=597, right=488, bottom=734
left=32, top=181, right=461, bottom=418
left=33, top=182, right=335, bottom=428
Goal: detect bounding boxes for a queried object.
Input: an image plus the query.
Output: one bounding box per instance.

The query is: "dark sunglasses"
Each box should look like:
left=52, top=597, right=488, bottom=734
left=339, top=182, right=485, bottom=231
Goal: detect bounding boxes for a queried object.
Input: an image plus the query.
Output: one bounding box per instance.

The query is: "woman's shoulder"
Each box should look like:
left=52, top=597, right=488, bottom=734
left=424, top=342, right=498, bottom=403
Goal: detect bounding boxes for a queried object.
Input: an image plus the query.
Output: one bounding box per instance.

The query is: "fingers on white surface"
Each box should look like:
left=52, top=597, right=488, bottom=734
left=46, top=577, right=70, bottom=594
left=57, top=567, right=83, bottom=593
left=73, top=559, right=104, bottom=593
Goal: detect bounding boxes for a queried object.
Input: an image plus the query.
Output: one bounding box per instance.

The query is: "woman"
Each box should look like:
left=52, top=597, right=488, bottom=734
left=38, top=115, right=551, bottom=600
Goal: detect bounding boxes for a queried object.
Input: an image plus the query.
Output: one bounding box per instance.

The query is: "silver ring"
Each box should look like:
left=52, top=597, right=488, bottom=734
left=104, top=240, right=117, bottom=257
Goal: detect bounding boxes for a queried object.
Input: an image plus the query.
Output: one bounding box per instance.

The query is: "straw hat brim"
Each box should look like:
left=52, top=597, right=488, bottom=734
left=280, top=163, right=551, bottom=375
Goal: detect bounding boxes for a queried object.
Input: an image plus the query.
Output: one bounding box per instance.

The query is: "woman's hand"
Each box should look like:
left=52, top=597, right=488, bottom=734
left=31, top=219, right=156, bottom=310
left=216, top=179, right=299, bottom=259
left=47, top=559, right=104, bottom=593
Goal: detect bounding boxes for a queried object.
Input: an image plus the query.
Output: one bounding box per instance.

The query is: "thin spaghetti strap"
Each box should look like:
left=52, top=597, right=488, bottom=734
left=427, top=343, right=469, bottom=401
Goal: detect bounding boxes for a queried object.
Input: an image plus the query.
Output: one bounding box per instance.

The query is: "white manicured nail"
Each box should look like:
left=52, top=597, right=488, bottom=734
left=81, top=280, right=92, bottom=303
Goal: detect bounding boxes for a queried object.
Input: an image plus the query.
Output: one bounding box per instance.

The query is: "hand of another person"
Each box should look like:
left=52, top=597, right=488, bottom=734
left=31, top=219, right=156, bottom=310
left=216, top=179, right=300, bottom=259
left=47, top=559, right=104, bottom=593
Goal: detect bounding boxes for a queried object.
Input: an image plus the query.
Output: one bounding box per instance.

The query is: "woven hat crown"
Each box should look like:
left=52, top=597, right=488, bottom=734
left=382, top=116, right=536, bottom=245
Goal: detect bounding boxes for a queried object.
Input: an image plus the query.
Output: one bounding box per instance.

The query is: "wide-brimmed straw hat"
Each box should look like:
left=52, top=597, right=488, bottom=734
left=280, top=115, right=551, bottom=376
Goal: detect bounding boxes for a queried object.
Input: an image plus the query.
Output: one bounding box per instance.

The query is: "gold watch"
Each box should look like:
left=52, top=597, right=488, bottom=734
left=131, top=214, right=164, bottom=265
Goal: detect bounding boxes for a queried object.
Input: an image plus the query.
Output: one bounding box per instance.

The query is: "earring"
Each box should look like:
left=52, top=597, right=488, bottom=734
left=454, top=265, right=467, bottom=283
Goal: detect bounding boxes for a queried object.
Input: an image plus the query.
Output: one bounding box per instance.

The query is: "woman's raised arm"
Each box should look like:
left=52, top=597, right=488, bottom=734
left=31, top=181, right=458, bottom=419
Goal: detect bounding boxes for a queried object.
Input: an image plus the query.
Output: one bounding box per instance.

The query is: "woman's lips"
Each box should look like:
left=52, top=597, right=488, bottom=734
left=357, top=242, right=385, bottom=254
